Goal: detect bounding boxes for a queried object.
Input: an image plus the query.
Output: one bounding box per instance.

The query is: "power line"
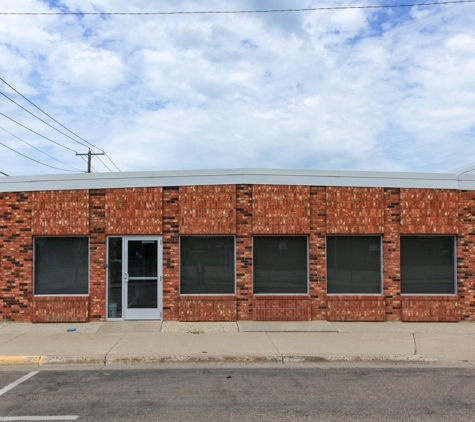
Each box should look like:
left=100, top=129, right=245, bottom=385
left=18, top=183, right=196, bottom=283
left=0, top=125, right=83, bottom=171
left=0, top=1, right=473, bottom=15
left=0, top=78, right=121, bottom=172
left=0, top=112, right=78, bottom=152
left=0, top=78, right=102, bottom=152
left=105, top=153, right=121, bottom=171
left=0, top=141, right=83, bottom=172
left=0, top=90, right=94, bottom=150
left=96, top=155, right=113, bottom=172
left=0, top=171, right=8, bottom=176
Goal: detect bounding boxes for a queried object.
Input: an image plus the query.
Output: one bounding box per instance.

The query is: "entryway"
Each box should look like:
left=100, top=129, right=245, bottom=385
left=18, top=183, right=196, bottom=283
left=107, top=236, right=162, bottom=320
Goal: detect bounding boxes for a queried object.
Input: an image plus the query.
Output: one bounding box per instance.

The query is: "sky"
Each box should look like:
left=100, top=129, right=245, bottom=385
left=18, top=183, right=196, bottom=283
left=0, top=0, right=474, bottom=176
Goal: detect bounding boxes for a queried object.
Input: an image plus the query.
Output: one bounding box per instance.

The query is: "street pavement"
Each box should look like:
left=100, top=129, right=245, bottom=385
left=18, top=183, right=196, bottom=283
left=0, top=320, right=474, bottom=366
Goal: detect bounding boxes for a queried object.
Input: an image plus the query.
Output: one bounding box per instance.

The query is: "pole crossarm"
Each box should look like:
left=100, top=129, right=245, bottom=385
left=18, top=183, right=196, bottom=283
left=76, top=150, right=105, bottom=173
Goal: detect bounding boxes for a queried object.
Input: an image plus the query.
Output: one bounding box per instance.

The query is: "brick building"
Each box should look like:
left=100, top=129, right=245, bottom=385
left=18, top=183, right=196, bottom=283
left=1, top=169, right=474, bottom=323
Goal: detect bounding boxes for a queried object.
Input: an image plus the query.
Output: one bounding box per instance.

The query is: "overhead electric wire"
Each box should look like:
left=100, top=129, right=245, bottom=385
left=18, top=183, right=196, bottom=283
left=0, top=171, right=8, bottom=176
left=105, top=153, right=121, bottom=171
left=0, top=1, right=473, bottom=15
left=0, top=112, right=78, bottom=153
left=0, top=90, right=94, bottom=151
left=0, top=78, right=102, bottom=152
left=0, top=141, right=83, bottom=172
left=96, top=155, right=112, bottom=172
left=0, top=78, right=121, bottom=172
left=0, top=125, right=83, bottom=171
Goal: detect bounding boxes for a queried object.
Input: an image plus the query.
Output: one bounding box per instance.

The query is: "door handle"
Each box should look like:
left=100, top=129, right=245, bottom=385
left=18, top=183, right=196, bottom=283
left=124, top=273, right=129, bottom=283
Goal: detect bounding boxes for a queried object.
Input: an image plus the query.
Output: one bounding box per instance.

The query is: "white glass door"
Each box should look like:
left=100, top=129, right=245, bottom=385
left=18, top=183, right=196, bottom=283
left=124, top=236, right=162, bottom=320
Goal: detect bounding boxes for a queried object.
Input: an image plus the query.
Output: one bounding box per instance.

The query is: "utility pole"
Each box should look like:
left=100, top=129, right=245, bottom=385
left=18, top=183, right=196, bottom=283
left=76, top=150, right=105, bottom=173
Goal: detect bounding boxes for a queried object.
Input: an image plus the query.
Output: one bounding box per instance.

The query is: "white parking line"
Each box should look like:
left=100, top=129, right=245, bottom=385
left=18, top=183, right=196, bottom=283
left=0, top=372, right=39, bottom=397
left=0, top=371, right=79, bottom=420
left=0, top=417, right=78, bottom=421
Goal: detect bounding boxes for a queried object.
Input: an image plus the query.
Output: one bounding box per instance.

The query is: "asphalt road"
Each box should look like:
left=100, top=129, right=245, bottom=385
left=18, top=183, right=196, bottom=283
left=1, top=364, right=474, bottom=421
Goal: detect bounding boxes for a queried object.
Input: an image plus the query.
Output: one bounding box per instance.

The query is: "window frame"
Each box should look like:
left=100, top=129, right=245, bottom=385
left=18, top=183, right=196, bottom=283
left=33, top=235, right=90, bottom=296
left=326, top=235, right=383, bottom=296
left=179, top=235, right=236, bottom=296
left=400, top=234, right=457, bottom=296
left=252, top=235, right=309, bottom=295
left=106, top=236, right=123, bottom=320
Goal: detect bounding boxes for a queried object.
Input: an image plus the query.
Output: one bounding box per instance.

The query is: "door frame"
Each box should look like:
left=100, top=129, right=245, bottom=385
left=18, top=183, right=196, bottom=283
left=106, top=235, right=162, bottom=321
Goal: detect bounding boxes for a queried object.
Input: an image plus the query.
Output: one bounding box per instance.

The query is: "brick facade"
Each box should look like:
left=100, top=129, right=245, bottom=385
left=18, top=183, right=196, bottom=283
left=180, top=185, right=235, bottom=234
left=31, top=296, right=89, bottom=322
left=33, top=190, right=89, bottom=235
left=106, top=188, right=162, bottom=235
left=253, top=296, right=311, bottom=321
left=1, top=183, right=474, bottom=322
left=0, top=192, right=32, bottom=321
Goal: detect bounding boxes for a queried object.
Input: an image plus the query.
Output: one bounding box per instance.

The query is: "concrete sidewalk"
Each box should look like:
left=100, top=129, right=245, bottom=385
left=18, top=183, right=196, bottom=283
left=0, top=321, right=474, bottom=366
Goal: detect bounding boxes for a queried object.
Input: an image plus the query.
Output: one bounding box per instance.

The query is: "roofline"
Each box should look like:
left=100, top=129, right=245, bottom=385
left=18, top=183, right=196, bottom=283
left=446, top=162, right=475, bottom=174
left=1, top=168, right=475, bottom=193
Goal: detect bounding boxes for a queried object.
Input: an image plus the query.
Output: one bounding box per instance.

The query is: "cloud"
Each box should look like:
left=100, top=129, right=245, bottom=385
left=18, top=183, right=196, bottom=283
left=0, top=0, right=474, bottom=176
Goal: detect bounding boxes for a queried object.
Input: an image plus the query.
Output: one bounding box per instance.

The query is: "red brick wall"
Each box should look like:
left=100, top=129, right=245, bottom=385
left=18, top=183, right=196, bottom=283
left=253, top=185, right=310, bottom=234
left=106, top=188, right=162, bottom=234
left=2, top=183, right=475, bottom=322
left=400, top=189, right=458, bottom=234
left=31, top=296, right=89, bottom=322
left=309, top=187, right=327, bottom=320
left=236, top=185, right=253, bottom=320
left=26, top=189, right=105, bottom=323
left=30, top=189, right=90, bottom=323
left=384, top=188, right=402, bottom=320
left=178, top=296, right=236, bottom=321
left=0, top=192, right=33, bottom=321
left=325, top=187, right=385, bottom=321
left=33, top=190, right=89, bottom=234
left=401, top=296, right=461, bottom=322
left=253, top=296, right=311, bottom=321
left=458, top=191, right=475, bottom=321
left=89, top=189, right=106, bottom=321
left=180, top=185, right=235, bottom=234
left=397, top=188, right=463, bottom=321
left=327, top=296, right=386, bottom=321
left=162, top=187, right=180, bottom=320
left=326, top=187, right=384, bottom=234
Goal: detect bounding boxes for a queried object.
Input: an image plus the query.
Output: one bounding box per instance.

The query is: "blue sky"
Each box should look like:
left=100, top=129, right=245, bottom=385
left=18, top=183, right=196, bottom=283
left=0, top=0, right=474, bottom=176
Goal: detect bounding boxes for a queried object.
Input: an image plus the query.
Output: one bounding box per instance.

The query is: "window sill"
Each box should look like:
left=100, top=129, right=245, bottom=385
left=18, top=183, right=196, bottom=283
left=32, top=295, right=89, bottom=300
left=327, top=295, right=385, bottom=300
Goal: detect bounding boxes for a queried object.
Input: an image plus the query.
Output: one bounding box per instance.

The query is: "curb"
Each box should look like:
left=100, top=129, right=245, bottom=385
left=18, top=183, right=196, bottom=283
left=105, top=354, right=441, bottom=365
left=0, top=354, right=442, bottom=366
left=0, top=356, right=42, bottom=365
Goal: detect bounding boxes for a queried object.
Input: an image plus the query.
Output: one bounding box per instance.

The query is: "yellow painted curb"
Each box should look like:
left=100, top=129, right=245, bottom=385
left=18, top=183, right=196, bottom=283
left=0, top=356, right=42, bottom=365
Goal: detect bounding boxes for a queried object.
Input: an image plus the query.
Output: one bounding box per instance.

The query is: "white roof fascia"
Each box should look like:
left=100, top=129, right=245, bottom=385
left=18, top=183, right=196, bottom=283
left=0, top=168, right=472, bottom=193
left=457, top=173, right=475, bottom=190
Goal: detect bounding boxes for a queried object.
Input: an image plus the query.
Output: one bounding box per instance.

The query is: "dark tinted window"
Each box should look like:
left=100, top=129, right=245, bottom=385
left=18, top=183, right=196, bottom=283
left=401, top=236, right=455, bottom=294
left=34, top=237, right=88, bottom=295
left=327, top=236, right=381, bottom=294
left=253, top=236, right=308, bottom=294
left=180, top=236, right=235, bottom=294
left=107, top=237, right=123, bottom=318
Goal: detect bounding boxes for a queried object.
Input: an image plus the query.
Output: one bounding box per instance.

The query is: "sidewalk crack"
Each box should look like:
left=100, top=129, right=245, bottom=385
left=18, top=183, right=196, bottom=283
left=104, top=333, right=127, bottom=365
left=265, top=332, right=284, bottom=364
left=412, top=333, right=417, bottom=355
left=0, top=332, right=26, bottom=346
